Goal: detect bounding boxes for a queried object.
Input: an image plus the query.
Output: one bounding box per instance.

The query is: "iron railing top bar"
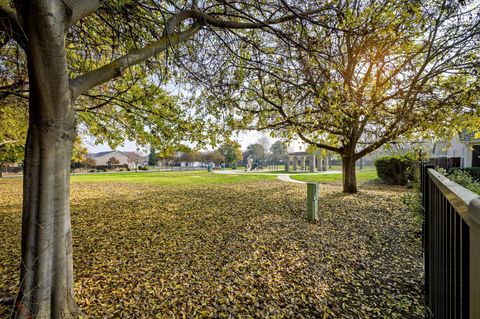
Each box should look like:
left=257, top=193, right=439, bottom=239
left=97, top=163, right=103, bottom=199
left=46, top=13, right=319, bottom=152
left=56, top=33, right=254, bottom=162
left=428, top=168, right=480, bottom=227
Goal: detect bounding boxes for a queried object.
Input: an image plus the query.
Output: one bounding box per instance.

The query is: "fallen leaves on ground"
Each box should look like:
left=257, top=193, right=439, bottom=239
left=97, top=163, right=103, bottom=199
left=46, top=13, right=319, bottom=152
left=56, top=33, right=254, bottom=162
left=0, top=179, right=424, bottom=318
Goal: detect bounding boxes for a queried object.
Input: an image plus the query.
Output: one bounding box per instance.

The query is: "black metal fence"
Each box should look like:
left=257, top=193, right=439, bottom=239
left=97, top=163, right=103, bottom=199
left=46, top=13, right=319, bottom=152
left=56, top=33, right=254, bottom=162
left=428, top=157, right=462, bottom=170
left=0, top=165, right=23, bottom=174
left=420, top=163, right=480, bottom=318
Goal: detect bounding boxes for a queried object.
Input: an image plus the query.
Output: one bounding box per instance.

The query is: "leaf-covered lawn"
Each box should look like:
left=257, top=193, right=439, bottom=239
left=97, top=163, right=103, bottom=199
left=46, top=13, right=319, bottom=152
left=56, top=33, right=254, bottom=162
left=70, top=170, right=276, bottom=185
left=0, top=178, right=423, bottom=318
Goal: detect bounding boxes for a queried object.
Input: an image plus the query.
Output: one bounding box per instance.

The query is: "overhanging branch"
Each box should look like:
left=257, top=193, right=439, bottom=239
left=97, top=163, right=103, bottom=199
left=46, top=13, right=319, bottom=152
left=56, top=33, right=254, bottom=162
left=70, top=6, right=329, bottom=100
left=69, top=24, right=201, bottom=100
left=0, top=4, right=26, bottom=49
left=296, top=130, right=342, bottom=153
left=64, top=0, right=101, bottom=27
left=0, top=139, right=20, bottom=147
left=174, top=8, right=329, bottom=30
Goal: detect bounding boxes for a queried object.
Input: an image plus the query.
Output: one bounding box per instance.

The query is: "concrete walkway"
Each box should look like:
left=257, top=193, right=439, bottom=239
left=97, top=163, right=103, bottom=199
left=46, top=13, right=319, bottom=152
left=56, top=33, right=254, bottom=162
left=212, top=169, right=342, bottom=184
left=276, top=174, right=306, bottom=184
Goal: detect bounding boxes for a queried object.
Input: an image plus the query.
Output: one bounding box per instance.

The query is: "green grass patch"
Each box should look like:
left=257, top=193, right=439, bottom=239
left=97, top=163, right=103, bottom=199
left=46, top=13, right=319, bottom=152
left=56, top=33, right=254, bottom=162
left=261, top=166, right=375, bottom=175
left=328, top=165, right=376, bottom=171
left=261, top=170, right=320, bottom=174
left=291, top=170, right=379, bottom=183
left=71, top=170, right=276, bottom=186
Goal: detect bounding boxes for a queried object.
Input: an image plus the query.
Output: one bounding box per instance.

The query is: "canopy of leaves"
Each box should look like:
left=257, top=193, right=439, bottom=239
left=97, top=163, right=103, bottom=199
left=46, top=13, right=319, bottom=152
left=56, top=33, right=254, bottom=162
left=219, top=141, right=243, bottom=164
left=75, top=67, right=222, bottom=151
left=270, top=141, right=288, bottom=162
left=246, top=143, right=265, bottom=161
left=0, top=39, right=26, bottom=102
left=180, top=149, right=202, bottom=163
left=204, top=149, right=225, bottom=164
left=148, top=147, right=159, bottom=166
left=0, top=101, right=27, bottom=165
left=0, top=18, right=221, bottom=154
left=72, top=136, right=88, bottom=165
left=107, top=157, right=121, bottom=165
left=1, top=1, right=329, bottom=152
left=182, top=0, right=480, bottom=159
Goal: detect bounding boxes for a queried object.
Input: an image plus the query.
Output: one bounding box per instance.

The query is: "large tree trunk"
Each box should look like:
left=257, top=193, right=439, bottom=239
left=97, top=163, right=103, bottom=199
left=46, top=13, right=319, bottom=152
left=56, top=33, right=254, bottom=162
left=16, top=119, right=77, bottom=319
left=342, top=155, right=357, bottom=193
left=14, top=1, right=78, bottom=318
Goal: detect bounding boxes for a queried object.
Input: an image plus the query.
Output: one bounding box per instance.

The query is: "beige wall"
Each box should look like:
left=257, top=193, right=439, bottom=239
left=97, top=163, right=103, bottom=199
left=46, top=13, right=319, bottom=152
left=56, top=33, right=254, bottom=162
left=94, top=151, right=134, bottom=168
left=433, top=137, right=480, bottom=168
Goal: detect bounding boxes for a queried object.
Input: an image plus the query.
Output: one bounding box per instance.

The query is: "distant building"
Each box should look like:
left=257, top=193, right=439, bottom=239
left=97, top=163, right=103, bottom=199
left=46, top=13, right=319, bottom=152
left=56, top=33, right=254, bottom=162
left=86, top=150, right=147, bottom=170
left=431, top=133, right=480, bottom=168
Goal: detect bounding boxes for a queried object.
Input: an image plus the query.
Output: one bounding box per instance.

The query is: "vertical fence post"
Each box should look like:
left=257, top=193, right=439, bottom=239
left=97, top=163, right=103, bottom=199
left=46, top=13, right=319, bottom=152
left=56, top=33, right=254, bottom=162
left=420, top=162, right=425, bottom=207
left=307, top=183, right=319, bottom=221
left=469, top=198, right=480, bottom=318
left=422, top=163, right=435, bottom=213
left=422, top=162, right=435, bottom=316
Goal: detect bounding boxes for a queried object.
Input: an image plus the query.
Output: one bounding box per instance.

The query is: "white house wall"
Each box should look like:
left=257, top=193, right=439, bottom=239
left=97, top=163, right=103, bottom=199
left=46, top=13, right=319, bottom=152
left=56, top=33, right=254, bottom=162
left=94, top=151, right=133, bottom=168
left=433, top=136, right=464, bottom=158
left=465, top=146, right=473, bottom=168
left=447, top=137, right=465, bottom=158
left=433, top=136, right=480, bottom=168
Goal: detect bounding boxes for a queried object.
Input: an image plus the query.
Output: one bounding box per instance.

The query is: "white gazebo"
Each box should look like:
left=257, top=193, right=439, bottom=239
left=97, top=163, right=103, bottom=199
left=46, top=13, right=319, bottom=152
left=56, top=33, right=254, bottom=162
left=285, top=151, right=328, bottom=172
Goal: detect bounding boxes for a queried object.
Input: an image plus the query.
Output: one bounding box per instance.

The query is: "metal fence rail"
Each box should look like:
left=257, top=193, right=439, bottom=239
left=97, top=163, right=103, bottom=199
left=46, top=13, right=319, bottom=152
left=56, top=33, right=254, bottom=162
left=421, top=164, right=480, bottom=319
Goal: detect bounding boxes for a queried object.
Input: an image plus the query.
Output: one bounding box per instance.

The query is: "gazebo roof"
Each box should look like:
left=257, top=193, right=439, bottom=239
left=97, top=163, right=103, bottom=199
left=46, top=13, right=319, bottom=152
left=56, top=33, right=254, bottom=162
left=288, top=151, right=309, bottom=156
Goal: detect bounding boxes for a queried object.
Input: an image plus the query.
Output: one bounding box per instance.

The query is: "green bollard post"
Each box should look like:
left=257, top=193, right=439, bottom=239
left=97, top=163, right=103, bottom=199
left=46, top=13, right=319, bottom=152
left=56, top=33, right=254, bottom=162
left=306, top=182, right=319, bottom=221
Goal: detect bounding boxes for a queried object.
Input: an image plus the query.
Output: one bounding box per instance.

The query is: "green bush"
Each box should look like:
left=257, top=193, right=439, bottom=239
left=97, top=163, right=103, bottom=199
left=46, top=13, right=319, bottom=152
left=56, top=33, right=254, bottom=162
left=449, top=167, right=480, bottom=181
left=374, top=153, right=416, bottom=185
left=447, top=169, right=480, bottom=195
left=138, top=166, right=148, bottom=171
left=231, top=162, right=238, bottom=169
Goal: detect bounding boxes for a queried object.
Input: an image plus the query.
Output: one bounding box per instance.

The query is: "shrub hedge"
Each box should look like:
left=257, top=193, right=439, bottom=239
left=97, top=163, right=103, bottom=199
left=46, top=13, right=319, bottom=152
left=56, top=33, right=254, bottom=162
left=447, top=169, right=480, bottom=195
left=374, top=153, right=416, bottom=185
left=449, top=167, right=480, bottom=181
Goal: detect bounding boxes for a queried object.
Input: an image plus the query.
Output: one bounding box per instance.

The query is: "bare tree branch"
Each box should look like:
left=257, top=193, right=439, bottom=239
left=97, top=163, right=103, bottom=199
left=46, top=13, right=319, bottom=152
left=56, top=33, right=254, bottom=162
left=0, top=139, right=20, bottom=147
left=176, top=7, right=330, bottom=30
